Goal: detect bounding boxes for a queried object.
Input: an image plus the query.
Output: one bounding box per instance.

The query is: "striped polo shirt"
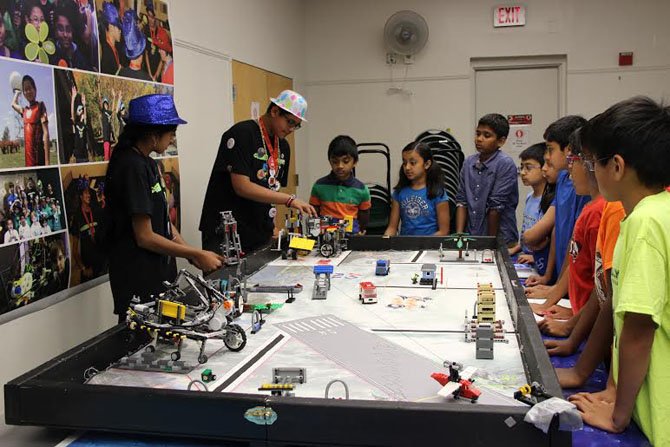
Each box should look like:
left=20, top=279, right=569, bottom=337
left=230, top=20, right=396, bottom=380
left=309, top=172, right=371, bottom=220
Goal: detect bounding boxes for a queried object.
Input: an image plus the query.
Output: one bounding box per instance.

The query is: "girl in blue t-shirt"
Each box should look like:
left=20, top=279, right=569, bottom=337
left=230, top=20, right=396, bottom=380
left=384, top=142, right=450, bottom=236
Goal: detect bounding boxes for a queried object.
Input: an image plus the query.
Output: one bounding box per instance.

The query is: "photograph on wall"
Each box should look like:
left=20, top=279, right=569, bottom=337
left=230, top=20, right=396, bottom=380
left=54, top=67, right=102, bottom=163
left=0, top=231, right=70, bottom=316
left=0, top=59, right=58, bottom=169
left=156, top=156, right=179, bottom=231
left=97, top=74, right=177, bottom=158
left=0, top=167, right=65, bottom=246
left=5, top=0, right=99, bottom=72
left=96, top=0, right=174, bottom=84
left=60, top=163, right=108, bottom=287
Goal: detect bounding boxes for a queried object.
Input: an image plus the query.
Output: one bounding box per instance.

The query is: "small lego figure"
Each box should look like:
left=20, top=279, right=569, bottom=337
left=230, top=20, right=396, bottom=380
left=411, top=273, right=419, bottom=284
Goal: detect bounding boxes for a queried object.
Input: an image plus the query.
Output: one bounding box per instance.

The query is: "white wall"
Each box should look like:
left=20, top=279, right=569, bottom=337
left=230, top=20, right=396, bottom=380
left=302, top=0, right=670, bottom=189
left=0, top=0, right=306, bottom=416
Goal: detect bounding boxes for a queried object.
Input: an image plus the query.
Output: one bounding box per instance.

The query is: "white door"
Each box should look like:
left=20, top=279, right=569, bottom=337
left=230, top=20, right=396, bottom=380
left=473, top=58, right=564, bottom=231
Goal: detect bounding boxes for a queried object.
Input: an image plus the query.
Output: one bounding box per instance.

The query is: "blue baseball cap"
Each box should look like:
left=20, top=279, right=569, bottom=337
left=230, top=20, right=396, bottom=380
left=127, top=94, right=187, bottom=126
left=101, top=2, right=121, bottom=28
left=122, top=10, right=146, bottom=60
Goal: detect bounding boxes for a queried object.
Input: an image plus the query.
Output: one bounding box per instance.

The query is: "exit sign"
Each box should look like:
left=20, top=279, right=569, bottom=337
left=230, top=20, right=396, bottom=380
left=494, top=5, right=526, bottom=27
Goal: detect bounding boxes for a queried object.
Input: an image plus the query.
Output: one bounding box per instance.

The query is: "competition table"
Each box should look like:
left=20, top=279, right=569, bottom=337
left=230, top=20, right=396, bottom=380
left=5, top=236, right=570, bottom=446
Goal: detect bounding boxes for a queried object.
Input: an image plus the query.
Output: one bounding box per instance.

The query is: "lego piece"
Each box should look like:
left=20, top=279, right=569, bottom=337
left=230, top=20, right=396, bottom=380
left=431, top=361, right=481, bottom=403
left=217, top=211, right=244, bottom=264
left=201, top=368, right=217, bottom=382
left=359, top=281, right=378, bottom=304
left=127, top=269, right=248, bottom=365
left=289, top=237, right=316, bottom=251
left=475, top=325, right=494, bottom=360
left=419, top=263, right=438, bottom=289
left=273, top=367, right=307, bottom=384
left=375, top=259, right=390, bottom=276
left=258, top=383, right=295, bottom=396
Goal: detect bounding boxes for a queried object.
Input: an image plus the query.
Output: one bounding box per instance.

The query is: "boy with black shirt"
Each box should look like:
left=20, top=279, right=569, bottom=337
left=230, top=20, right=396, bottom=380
left=200, top=90, right=315, bottom=253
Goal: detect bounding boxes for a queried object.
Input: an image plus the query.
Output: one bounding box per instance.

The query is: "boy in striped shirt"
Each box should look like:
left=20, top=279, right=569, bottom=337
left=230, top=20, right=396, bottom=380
left=310, top=135, right=371, bottom=233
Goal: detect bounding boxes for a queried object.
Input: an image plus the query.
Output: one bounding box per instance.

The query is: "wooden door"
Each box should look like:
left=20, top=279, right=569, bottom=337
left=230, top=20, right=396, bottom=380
left=232, top=60, right=296, bottom=230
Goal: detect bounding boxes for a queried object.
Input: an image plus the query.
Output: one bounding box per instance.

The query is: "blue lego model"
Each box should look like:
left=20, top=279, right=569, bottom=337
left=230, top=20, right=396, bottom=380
left=313, top=265, right=334, bottom=275
left=375, top=259, right=390, bottom=276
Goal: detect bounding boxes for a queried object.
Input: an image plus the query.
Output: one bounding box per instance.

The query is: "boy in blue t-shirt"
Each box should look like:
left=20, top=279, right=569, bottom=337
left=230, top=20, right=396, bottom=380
left=524, top=115, right=590, bottom=315
left=510, top=143, right=550, bottom=276
left=455, top=114, right=519, bottom=245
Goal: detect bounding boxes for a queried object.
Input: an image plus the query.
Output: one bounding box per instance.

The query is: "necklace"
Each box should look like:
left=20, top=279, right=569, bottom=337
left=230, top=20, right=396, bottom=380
left=258, top=118, right=280, bottom=190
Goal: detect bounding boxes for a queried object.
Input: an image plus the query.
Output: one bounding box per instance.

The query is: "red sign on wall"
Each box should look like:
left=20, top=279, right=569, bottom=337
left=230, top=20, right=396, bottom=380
left=507, top=114, right=532, bottom=125
left=494, top=5, right=526, bottom=28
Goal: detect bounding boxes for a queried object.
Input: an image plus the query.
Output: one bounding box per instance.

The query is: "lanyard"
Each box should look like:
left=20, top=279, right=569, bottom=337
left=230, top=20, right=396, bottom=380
left=258, top=118, right=279, bottom=173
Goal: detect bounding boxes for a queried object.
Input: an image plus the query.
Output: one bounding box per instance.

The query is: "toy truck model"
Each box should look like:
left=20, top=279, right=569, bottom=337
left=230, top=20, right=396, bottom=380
left=358, top=282, right=378, bottom=304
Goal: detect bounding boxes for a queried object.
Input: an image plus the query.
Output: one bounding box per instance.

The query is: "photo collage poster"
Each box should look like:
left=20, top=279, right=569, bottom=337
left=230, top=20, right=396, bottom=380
left=0, top=0, right=180, bottom=317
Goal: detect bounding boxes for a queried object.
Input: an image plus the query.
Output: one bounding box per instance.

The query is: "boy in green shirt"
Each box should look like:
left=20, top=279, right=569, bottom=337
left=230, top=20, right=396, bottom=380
left=569, top=97, right=670, bottom=445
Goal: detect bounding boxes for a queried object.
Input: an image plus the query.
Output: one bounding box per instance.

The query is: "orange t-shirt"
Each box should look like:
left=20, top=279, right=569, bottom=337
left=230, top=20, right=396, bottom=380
left=593, top=201, right=626, bottom=305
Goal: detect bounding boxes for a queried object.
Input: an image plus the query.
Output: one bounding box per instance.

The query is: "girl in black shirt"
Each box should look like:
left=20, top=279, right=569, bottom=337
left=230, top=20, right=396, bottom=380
left=105, top=94, right=223, bottom=323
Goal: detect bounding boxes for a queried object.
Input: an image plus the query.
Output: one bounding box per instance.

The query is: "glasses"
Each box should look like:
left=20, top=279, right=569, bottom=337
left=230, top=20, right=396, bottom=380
left=568, top=154, right=611, bottom=172
left=282, top=114, right=302, bottom=130
left=517, top=164, right=541, bottom=174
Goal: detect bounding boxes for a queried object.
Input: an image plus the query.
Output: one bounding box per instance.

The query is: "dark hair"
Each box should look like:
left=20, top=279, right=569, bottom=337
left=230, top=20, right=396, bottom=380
left=478, top=113, right=509, bottom=139
left=394, top=142, right=445, bottom=199
left=327, top=135, right=358, bottom=162
left=519, top=143, right=545, bottom=166
left=543, top=115, right=587, bottom=150
left=540, top=183, right=556, bottom=214
left=110, top=123, right=177, bottom=164
left=21, top=74, right=35, bottom=90
left=568, top=127, right=584, bottom=157
left=581, top=96, right=670, bottom=189
left=265, top=102, right=279, bottom=115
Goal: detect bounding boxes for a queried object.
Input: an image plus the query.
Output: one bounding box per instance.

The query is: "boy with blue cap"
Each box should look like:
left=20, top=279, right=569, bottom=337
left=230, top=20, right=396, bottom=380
left=200, top=90, right=316, bottom=253
left=105, top=94, right=223, bottom=323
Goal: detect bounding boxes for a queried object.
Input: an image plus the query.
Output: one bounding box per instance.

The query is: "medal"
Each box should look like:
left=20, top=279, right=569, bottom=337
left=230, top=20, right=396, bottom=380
left=257, top=169, right=266, bottom=180
left=269, top=207, right=277, bottom=218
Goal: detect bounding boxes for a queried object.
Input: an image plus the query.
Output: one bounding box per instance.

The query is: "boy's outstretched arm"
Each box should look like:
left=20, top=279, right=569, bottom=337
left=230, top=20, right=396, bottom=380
left=571, top=312, right=655, bottom=432
left=523, top=205, right=555, bottom=248
left=556, top=291, right=614, bottom=388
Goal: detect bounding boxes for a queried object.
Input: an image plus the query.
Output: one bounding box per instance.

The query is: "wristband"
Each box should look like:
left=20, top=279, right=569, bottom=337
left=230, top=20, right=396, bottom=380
left=286, top=194, right=296, bottom=207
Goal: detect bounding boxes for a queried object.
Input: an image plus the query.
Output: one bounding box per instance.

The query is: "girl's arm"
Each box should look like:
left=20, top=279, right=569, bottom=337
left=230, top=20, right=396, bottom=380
left=455, top=206, right=467, bottom=234
left=383, top=200, right=400, bottom=236
left=11, top=91, right=23, bottom=115
left=434, top=201, right=450, bottom=236
left=132, top=214, right=223, bottom=272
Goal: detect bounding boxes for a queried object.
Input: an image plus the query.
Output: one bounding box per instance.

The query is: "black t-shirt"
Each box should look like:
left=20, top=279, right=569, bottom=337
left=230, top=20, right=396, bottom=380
left=101, top=110, right=113, bottom=141
left=199, top=120, right=290, bottom=251
left=118, top=66, right=152, bottom=82
left=105, top=146, right=176, bottom=314
left=100, top=40, right=127, bottom=75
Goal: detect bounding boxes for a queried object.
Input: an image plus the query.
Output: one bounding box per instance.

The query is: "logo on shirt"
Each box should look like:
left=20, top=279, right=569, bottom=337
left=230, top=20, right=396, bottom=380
left=402, top=195, right=429, bottom=220
left=569, top=237, right=580, bottom=261
left=611, top=268, right=620, bottom=288
left=151, top=182, right=162, bottom=194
